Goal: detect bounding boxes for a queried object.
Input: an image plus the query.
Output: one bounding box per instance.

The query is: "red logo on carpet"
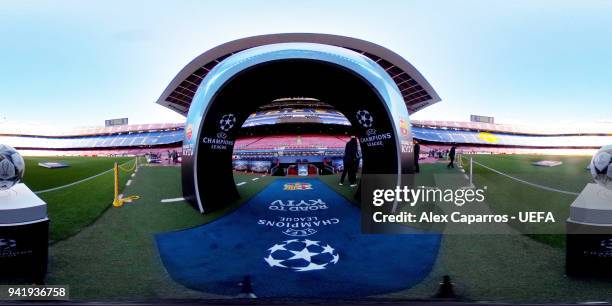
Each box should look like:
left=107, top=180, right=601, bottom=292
left=283, top=182, right=313, bottom=191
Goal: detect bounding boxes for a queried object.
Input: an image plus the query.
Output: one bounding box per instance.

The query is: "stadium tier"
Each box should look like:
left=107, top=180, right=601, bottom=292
left=1, top=118, right=611, bottom=154
left=412, top=128, right=612, bottom=148
left=0, top=130, right=183, bottom=150
left=242, top=108, right=350, bottom=127
left=235, top=135, right=349, bottom=150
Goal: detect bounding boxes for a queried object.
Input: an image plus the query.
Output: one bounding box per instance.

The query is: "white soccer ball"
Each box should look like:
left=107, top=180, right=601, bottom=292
left=356, top=109, right=374, bottom=128
left=0, top=144, right=25, bottom=191
left=590, top=144, right=612, bottom=190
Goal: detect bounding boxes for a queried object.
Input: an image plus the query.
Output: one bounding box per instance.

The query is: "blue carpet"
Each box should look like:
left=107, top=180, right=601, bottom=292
left=155, top=178, right=441, bottom=297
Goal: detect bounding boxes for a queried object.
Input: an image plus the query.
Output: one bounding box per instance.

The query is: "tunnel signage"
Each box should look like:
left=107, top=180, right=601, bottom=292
left=257, top=216, right=341, bottom=237
left=200, top=113, right=237, bottom=150
left=356, top=109, right=392, bottom=147
left=268, top=199, right=328, bottom=211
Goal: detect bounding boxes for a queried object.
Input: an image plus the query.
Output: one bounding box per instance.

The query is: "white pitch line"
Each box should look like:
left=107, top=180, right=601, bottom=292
left=126, top=180, right=132, bottom=186
left=161, top=197, right=185, bottom=203
left=35, top=168, right=112, bottom=194
left=236, top=182, right=247, bottom=186
left=472, top=159, right=580, bottom=196
left=252, top=177, right=259, bottom=181
left=34, top=160, right=134, bottom=195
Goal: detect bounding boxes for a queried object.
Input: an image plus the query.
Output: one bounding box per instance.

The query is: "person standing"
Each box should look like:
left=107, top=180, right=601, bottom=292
left=447, top=145, right=456, bottom=168
left=340, top=136, right=359, bottom=187
left=413, top=139, right=420, bottom=173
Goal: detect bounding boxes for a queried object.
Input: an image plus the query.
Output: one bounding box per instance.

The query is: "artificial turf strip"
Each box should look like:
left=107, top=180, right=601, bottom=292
left=47, top=167, right=275, bottom=300
left=23, top=156, right=132, bottom=191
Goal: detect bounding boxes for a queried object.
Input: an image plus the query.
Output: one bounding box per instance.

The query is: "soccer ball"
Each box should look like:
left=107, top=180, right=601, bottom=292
left=356, top=109, right=374, bottom=128
left=590, top=144, right=612, bottom=190
left=0, top=144, right=25, bottom=191
left=219, top=114, right=236, bottom=132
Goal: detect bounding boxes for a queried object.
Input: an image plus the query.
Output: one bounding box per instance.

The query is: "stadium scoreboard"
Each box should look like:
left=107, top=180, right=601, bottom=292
left=105, top=118, right=128, bottom=126
left=470, top=115, right=494, bottom=124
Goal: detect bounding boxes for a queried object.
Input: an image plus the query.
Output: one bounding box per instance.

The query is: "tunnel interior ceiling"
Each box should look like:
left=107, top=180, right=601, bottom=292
left=182, top=44, right=415, bottom=214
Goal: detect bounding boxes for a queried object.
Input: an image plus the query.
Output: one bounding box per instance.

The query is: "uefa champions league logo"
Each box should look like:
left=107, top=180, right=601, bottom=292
left=356, top=109, right=374, bottom=128
left=264, top=239, right=340, bottom=272
left=0, top=238, right=16, bottom=250
left=0, top=238, right=18, bottom=257
left=601, top=238, right=612, bottom=251
left=282, top=228, right=318, bottom=237
left=219, top=114, right=236, bottom=132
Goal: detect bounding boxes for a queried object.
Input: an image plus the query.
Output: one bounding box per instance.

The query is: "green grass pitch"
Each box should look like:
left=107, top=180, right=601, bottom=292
left=16, top=154, right=610, bottom=302
left=23, top=156, right=135, bottom=242
left=462, top=154, right=593, bottom=247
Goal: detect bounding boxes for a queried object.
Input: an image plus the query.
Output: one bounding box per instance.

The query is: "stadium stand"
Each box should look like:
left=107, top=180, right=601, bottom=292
left=1, top=98, right=611, bottom=157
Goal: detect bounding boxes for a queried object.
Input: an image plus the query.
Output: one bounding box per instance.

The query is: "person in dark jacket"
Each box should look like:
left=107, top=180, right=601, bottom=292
left=340, top=136, right=359, bottom=187
left=413, top=139, right=420, bottom=173
left=447, top=145, right=456, bottom=168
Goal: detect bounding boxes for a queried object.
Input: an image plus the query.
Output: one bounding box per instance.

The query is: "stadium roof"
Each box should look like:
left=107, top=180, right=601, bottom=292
left=156, top=33, right=442, bottom=116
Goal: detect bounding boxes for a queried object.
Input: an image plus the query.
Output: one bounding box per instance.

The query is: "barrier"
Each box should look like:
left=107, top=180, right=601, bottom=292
left=112, top=158, right=140, bottom=207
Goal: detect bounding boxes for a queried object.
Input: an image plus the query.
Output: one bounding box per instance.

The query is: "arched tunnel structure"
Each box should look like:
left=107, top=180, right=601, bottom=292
left=156, top=34, right=441, bottom=214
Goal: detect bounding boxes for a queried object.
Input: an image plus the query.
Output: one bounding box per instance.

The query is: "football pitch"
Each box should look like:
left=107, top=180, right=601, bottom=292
left=462, top=154, right=592, bottom=247
left=23, top=156, right=135, bottom=241
left=21, top=154, right=611, bottom=302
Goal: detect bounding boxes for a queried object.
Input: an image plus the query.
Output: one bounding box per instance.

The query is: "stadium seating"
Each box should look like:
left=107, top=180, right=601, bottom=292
left=2, top=119, right=611, bottom=156
left=0, top=130, right=183, bottom=150
left=235, top=135, right=349, bottom=150
left=411, top=127, right=612, bottom=148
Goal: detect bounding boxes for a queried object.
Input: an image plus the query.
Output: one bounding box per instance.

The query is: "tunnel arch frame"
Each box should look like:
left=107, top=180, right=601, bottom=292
left=181, top=42, right=417, bottom=213
left=157, top=33, right=441, bottom=115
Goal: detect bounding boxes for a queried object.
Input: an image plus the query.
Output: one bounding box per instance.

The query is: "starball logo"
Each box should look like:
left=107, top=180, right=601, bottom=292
left=201, top=113, right=236, bottom=150
left=355, top=109, right=391, bottom=147
left=0, top=237, right=31, bottom=258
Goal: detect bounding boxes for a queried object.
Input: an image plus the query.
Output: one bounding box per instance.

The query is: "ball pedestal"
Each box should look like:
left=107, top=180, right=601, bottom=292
left=0, top=183, right=49, bottom=284
left=566, top=183, right=612, bottom=277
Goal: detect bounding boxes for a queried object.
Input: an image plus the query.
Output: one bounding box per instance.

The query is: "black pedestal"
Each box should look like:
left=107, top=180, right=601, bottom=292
left=0, top=220, right=49, bottom=283
left=566, top=220, right=612, bottom=277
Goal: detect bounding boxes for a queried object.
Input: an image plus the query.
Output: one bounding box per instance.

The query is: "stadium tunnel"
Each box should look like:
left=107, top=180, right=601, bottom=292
left=156, top=33, right=441, bottom=214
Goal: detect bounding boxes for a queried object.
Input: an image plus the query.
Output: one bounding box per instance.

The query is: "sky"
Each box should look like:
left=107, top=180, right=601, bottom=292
left=1, top=0, right=611, bottom=129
